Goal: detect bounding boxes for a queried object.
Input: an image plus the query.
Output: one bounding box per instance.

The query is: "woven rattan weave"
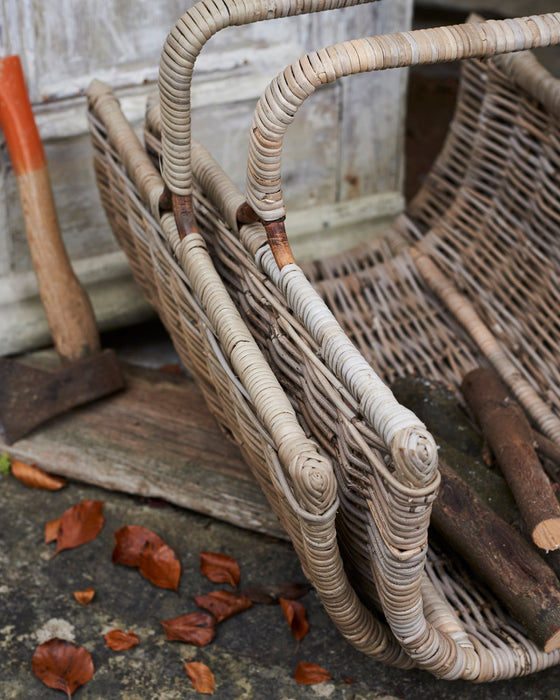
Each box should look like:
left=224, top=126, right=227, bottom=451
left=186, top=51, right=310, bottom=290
left=88, top=2, right=560, bottom=681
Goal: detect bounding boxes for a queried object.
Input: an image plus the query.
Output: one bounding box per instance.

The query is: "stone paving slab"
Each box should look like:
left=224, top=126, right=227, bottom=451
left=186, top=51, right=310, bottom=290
left=2, top=474, right=560, bottom=699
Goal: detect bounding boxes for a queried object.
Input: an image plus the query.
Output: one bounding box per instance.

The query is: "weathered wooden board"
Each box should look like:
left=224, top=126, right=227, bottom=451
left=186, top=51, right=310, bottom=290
left=2, top=361, right=286, bottom=540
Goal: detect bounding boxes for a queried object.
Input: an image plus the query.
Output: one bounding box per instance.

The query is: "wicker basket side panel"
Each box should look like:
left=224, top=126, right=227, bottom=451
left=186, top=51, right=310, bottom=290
left=413, top=57, right=560, bottom=439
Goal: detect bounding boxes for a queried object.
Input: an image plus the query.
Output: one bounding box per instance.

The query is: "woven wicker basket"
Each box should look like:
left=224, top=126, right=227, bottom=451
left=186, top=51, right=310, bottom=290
left=87, top=2, right=560, bottom=681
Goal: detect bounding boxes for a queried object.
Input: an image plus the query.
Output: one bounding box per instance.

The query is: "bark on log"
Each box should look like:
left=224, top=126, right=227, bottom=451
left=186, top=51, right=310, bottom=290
left=433, top=461, right=560, bottom=653
left=391, top=376, right=560, bottom=580
left=462, top=368, right=560, bottom=551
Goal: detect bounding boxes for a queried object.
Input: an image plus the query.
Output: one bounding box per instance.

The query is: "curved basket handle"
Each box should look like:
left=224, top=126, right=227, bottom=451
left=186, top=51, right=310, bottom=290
left=240, top=13, right=560, bottom=268
left=158, top=0, right=380, bottom=237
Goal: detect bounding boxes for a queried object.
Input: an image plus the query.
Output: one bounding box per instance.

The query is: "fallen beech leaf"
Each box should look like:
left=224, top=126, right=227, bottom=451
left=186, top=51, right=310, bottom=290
left=73, top=588, right=95, bottom=606
left=194, top=590, right=252, bottom=622
left=112, top=525, right=181, bottom=590
left=139, top=538, right=181, bottom=590
left=160, top=613, right=215, bottom=646
left=199, top=551, right=240, bottom=587
left=104, top=629, right=139, bottom=651
left=185, top=661, right=215, bottom=695
left=112, top=525, right=162, bottom=566
left=31, top=638, right=94, bottom=698
left=294, top=662, right=332, bottom=685
left=46, top=500, right=104, bottom=555
left=45, top=517, right=63, bottom=544
left=241, top=582, right=312, bottom=605
left=343, top=676, right=356, bottom=685
left=11, top=459, right=66, bottom=490
left=279, top=598, right=309, bottom=643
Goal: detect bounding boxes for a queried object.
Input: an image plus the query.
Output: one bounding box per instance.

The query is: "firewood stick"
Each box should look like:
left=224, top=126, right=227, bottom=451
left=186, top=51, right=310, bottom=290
left=391, top=376, right=560, bottom=578
left=462, top=368, right=560, bottom=551
left=433, top=460, right=560, bottom=653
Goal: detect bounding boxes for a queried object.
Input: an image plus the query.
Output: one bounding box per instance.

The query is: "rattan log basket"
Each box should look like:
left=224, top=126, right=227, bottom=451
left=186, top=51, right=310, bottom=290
left=87, top=1, right=560, bottom=681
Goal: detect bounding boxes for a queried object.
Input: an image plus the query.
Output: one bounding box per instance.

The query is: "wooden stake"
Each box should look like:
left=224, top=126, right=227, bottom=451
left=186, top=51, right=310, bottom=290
left=462, top=368, right=560, bottom=551
left=433, top=461, right=560, bottom=653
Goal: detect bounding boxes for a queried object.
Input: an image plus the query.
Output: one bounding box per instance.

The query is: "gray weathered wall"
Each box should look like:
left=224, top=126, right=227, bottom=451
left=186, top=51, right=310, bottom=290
left=0, top=0, right=412, bottom=354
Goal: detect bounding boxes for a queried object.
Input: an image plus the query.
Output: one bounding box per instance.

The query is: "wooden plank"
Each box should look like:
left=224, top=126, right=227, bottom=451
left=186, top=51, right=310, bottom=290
left=1, top=361, right=286, bottom=540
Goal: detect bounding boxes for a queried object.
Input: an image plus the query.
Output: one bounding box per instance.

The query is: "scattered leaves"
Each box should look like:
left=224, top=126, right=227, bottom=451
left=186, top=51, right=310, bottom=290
left=104, top=629, right=139, bottom=651
left=31, top=638, right=94, bottom=698
left=73, top=588, right=95, bottom=606
left=241, top=582, right=312, bottom=605
left=279, top=598, right=309, bottom=644
left=199, top=551, right=240, bottom=588
left=294, top=662, right=332, bottom=685
left=194, top=590, right=252, bottom=623
left=45, top=500, right=104, bottom=555
left=160, top=613, right=216, bottom=646
left=0, top=452, right=10, bottom=475
left=11, top=459, right=66, bottom=490
left=112, top=525, right=181, bottom=590
left=185, top=661, right=215, bottom=695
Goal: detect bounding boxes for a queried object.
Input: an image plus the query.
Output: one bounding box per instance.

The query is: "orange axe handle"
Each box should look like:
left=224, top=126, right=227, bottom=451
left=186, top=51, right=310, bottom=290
left=0, top=55, right=100, bottom=362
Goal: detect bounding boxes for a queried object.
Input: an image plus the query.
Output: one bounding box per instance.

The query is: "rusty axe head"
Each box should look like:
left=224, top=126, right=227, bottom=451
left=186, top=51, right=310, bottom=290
left=0, top=56, right=124, bottom=443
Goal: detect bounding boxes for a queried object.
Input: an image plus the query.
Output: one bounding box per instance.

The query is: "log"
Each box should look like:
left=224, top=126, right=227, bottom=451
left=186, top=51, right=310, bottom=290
left=391, top=376, right=560, bottom=579
left=462, top=368, right=560, bottom=551
left=433, top=460, right=560, bottom=653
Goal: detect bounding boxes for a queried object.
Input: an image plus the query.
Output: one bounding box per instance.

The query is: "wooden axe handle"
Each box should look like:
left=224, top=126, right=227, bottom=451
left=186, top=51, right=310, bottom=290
left=0, top=55, right=100, bottom=362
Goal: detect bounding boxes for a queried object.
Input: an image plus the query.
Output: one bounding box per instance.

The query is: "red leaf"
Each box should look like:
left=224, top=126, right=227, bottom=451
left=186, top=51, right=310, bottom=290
left=31, top=638, right=94, bottom=697
left=73, top=588, right=95, bottom=606
left=294, top=662, right=332, bottom=685
left=160, top=613, right=215, bottom=646
left=241, top=582, right=312, bottom=605
left=194, top=590, right=252, bottom=622
left=104, top=629, right=139, bottom=651
left=185, top=661, right=215, bottom=695
left=199, top=551, right=240, bottom=587
left=112, top=526, right=181, bottom=591
left=45, top=500, right=104, bottom=555
left=11, top=459, right=66, bottom=490
left=279, top=598, right=309, bottom=642
left=45, top=517, right=62, bottom=544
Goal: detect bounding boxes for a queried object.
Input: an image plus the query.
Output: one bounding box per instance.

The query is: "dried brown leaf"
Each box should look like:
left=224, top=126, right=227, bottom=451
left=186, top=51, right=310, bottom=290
left=199, top=551, right=240, bottom=587
left=104, top=629, right=139, bottom=651
left=31, top=638, right=94, bottom=698
left=194, top=590, right=252, bottom=623
left=241, top=582, right=312, bottom=605
left=11, top=459, right=66, bottom=490
left=112, top=525, right=181, bottom=590
left=185, top=661, right=215, bottom=695
left=112, top=525, right=162, bottom=566
left=46, top=500, right=104, bottom=555
left=279, top=598, right=309, bottom=642
left=294, top=662, right=332, bottom=685
left=45, top=517, right=62, bottom=544
left=73, top=588, right=95, bottom=606
left=139, top=538, right=181, bottom=590
left=160, top=613, right=215, bottom=646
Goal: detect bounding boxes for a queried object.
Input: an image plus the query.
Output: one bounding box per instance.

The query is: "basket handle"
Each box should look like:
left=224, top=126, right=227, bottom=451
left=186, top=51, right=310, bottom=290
left=239, top=13, right=560, bottom=268
left=159, top=0, right=381, bottom=236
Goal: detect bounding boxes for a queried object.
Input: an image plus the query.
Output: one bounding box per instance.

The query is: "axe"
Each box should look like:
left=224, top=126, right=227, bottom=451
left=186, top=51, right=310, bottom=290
left=0, top=55, right=124, bottom=444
